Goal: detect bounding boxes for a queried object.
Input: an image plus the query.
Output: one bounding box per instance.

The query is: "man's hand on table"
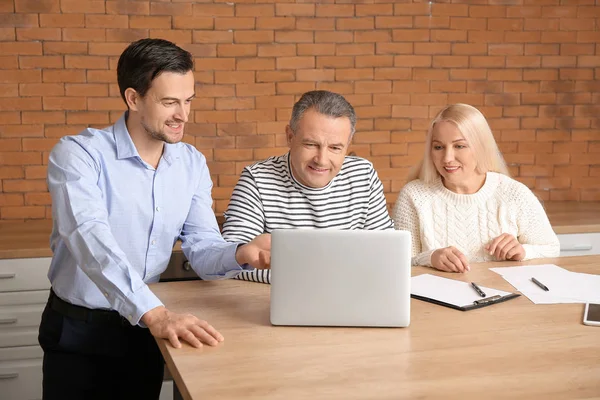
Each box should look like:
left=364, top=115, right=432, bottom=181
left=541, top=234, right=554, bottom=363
left=142, top=306, right=224, bottom=349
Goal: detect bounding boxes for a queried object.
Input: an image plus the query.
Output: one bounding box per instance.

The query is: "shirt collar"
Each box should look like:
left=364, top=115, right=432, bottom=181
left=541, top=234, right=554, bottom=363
left=115, top=112, right=140, bottom=160
left=114, top=112, right=179, bottom=167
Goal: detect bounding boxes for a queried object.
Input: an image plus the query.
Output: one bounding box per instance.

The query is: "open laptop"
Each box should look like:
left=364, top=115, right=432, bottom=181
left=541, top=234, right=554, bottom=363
left=270, top=229, right=411, bottom=327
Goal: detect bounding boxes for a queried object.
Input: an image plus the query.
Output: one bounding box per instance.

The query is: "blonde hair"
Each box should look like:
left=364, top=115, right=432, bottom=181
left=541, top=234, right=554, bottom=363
left=407, top=103, right=510, bottom=183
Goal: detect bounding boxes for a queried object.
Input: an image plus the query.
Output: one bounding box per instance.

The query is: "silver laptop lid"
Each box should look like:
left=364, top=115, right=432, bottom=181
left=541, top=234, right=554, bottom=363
left=270, top=229, right=411, bottom=327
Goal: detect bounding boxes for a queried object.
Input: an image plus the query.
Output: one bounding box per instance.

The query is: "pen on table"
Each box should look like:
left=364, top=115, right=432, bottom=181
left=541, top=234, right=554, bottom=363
left=470, top=282, right=486, bottom=297
left=531, top=277, right=549, bottom=291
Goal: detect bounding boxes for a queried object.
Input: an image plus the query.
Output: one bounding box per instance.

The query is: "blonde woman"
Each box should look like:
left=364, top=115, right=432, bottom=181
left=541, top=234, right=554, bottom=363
left=394, top=104, right=559, bottom=272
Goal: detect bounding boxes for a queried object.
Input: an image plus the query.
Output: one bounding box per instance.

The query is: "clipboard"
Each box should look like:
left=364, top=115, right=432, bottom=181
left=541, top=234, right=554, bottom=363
left=411, top=274, right=520, bottom=311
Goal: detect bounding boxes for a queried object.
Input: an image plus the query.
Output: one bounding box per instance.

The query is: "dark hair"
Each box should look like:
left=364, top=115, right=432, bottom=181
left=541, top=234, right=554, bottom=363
left=117, top=38, right=194, bottom=106
left=290, top=90, right=357, bottom=137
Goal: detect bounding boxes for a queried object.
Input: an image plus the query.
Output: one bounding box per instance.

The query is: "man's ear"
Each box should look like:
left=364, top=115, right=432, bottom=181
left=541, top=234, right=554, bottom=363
left=124, top=88, right=140, bottom=111
left=285, top=125, right=294, bottom=146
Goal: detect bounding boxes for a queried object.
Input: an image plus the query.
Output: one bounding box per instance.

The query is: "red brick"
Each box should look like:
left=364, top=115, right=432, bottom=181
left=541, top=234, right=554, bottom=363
left=22, top=138, right=58, bottom=152
left=1, top=206, right=46, bottom=219
left=0, top=42, right=41, bottom=55
left=195, top=111, right=236, bottom=124
left=377, top=43, right=413, bottom=55
left=432, top=56, right=468, bottom=68
left=0, top=193, right=24, bottom=206
left=0, top=124, right=44, bottom=138
left=257, top=71, right=295, bottom=82
left=542, top=31, right=577, bottom=43
left=236, top=135, right=275, bottom=149
left=0, top=138, right=21, bottom=151
left=356, top=55, right=393, bottom=68
left=336, top=68, right=373, bottom=81
left=63, top=28, right=106, bottom=42
left=0, top=28, right=15, bottom=41
left=236, top=4, right=274, bottom=17
left=104, top=29, right=147, bottom=43
left=217, top=123, right=257, bottom=137
left=256, top=121, right=287, bottom=135
left=66, top=111, right=110, bottom=125
left=0, top=97, right=41, bottom=111
left=42, top=97, right=86, bottom=111
left=316, top=4, right=354, bottom=17
left=297, top=18, right=335, bottom=31
left=216, top=17, right=256, bottom=30
left=150, top=2, right=192, bottom=16
left=43, top=69, right=87, bottom=83
left=85, top=15, right=128, bottom=29
left=0, top=112, right=21, bottom=125
left=0, top=69, right=41, bottom=84
left=316, top=81, right=353, bottom=94
left=353, top=131, right=390, bottom=144
left=394, top=55, right=431, bottom=68
left=276, top=3, right=315, bottom=16
left=237, top=57, right=275, bottom=71
left=86, top=70, right=116, bottom=83
left=355, top=81, right=391, bottom=94
left=257, top=44, right=296, bottom=57
left=87, top=97, right=124, bottom=111
left=39, top=13, right=84, bottom=27
left=276, top=82, right=316, bottom=95
left=336, top=17, right=373, bottom=31
left=21, top=111, right=65, bottom=124
left=15, top=0, right=59, bottom=13
left=63, top=56, right=108, bottom=70
left=315, top=56, right=354, bottom=68
left=193, top=4, right=234, bottom=17
left=149, top=30, right=191, bottom=45
left=197, top=58, right=235, bottom=71
left=414, top=16, right=449, bottom=29
left=0, top=13, right=38, bottom=27
left=214, top=71, right=255, bottom=84
left=43, top=42, right=87, bottom=55
left=393, top=29, right=430, bottom=42
left=0, top=152, right=41, bottom=165
left=234, top=31, right=274, bottom=44
left=430, top=81, right=466, bottom=93
left=354, top=4, right=391, bottom=15
left=468, top=31, right=504, bottom=43
left=256, top=17, right=296, bottom=30
left=561, top=68, right=594, bottom=80
left=374, top=67, right=411, bottom=80
left=215, top=97, right=254, bottom=111
left=296, top=69, right=334, bottom=82
left=44, top=125, right=85, bottom=138
left=24, top=192, right=51, bottom=206
left=355, top=31, right=392, bottom=44
left=106, top=1, right=149, bottom=15
left=60, top=0, right=105, bottom=13
left=318, top=31, right=358, bottom=44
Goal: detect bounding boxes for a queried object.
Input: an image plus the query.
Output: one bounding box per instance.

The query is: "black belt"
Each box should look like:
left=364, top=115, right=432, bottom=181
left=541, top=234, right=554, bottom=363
left=49, top=289, right=130, bottom=327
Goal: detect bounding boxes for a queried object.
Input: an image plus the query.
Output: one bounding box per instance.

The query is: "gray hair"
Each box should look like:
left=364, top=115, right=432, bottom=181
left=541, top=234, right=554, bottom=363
left=289, top=90, right=356, bottom=137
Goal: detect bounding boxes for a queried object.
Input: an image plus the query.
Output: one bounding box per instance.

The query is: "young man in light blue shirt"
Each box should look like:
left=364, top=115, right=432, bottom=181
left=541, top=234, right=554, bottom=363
left=38, top=38, right=270, bottom=400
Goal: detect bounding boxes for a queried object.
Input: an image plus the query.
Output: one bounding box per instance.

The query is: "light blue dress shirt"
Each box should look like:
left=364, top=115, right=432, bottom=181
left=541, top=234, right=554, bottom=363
left=47, top=113, right=250, bottom=325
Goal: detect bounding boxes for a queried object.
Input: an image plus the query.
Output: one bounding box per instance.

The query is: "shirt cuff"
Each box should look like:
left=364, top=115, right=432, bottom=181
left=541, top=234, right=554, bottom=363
left=113, top=284, right=163, bottom=327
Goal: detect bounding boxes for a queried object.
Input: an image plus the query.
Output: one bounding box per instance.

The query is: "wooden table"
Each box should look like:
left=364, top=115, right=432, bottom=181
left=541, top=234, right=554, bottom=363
left=152, top=255, right=600, bottom=400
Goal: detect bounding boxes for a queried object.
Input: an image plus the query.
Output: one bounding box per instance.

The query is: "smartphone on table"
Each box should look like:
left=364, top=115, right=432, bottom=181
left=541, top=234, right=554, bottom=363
left=583, top=303, right=600, bottom=326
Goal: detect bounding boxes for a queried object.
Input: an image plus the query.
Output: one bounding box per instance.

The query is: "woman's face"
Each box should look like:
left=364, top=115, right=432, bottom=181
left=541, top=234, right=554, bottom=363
left=431, top=121, right=485, bottom=194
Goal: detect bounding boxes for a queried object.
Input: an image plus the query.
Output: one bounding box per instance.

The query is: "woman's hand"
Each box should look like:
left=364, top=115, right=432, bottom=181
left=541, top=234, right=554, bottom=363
left=486, top=233, right=525, bottom=261
left=431, top=246, right=470, bottom=273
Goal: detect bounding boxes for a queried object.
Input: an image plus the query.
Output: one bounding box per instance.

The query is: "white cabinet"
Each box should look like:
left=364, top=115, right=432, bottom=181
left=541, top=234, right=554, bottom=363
left=0, top=258, right=51, bottom=400
left=557, top=233, right=600, bottom=257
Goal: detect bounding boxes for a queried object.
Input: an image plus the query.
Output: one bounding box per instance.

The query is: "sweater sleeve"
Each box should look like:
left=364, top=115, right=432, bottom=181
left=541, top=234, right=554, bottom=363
left=514, top=187, right=561, bottom=260
left=393, top=184, right=435, bottom=266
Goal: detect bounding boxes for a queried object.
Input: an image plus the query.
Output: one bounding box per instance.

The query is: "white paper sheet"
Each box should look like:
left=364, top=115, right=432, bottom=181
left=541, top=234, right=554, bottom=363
left=411, top=274, right=514, bottom=308
left=490, top=264, right=600, bottom=305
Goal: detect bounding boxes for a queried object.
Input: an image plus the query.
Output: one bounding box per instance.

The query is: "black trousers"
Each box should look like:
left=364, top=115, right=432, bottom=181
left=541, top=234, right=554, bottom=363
left=38, top=290, right=164, bottom=400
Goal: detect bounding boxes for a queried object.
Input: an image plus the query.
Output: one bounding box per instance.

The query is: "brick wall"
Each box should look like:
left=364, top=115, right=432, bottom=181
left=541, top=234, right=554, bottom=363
left=1, top=0, right=599, bottom=221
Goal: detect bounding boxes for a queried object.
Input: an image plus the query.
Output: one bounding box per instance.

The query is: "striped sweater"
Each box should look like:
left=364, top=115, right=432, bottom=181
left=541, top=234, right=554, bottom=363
left=222, top=153, right=394, bottom=283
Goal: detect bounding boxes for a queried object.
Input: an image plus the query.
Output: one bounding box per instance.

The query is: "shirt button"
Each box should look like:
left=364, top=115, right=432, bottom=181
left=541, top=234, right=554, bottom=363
left=151, top=240, right=156, bottom=245
left=128, top=315, right=133, bottom=321
left=156, top=206, right=160, bottom=212
left=104, top=292, right=109, bottom=297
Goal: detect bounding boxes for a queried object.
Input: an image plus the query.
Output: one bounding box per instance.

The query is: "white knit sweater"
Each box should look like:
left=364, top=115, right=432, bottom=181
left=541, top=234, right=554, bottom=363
left=393, top=172, right=560, bottom=267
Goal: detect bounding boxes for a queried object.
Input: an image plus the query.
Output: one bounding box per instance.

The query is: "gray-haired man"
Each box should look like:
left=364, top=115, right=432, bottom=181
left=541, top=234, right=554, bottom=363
left=222, top=90, right=394, bottom=283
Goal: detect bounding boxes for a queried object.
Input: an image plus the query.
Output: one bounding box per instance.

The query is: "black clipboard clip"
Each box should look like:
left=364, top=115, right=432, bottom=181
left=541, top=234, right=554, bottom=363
left=473, top=295, right=501, bottom=306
